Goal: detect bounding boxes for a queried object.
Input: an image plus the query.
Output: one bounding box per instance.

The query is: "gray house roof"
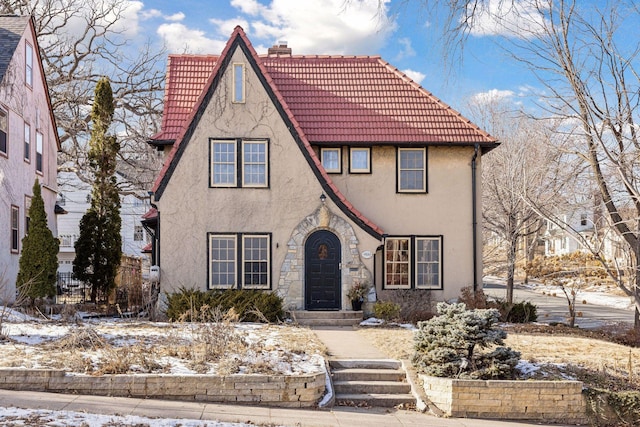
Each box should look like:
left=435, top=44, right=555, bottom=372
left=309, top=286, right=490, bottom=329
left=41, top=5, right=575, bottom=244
left=0, top=15, right=29, bottom=83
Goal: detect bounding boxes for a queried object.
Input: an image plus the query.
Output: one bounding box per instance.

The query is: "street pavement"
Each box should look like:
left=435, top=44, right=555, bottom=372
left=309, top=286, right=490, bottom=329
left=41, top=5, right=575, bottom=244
left=483, top=278, right=634, bottom=328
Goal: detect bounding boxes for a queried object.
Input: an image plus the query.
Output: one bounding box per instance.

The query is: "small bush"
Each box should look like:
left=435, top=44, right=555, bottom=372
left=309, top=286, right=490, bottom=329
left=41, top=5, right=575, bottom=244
left=375, top=289, right=434, bottom=322
left=499, top=300, right=538, bottom=323
left=584, top=388, right=640, bottom=426
left=165, top=286, right=284, bottom=323
left=373, top=301, right=401, bottom=321
left=459, top=286, right=495, bottom=309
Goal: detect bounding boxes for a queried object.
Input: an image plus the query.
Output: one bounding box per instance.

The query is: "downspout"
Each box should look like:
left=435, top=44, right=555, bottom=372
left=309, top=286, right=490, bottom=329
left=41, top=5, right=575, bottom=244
left=471, top=144, right=480, bottom=291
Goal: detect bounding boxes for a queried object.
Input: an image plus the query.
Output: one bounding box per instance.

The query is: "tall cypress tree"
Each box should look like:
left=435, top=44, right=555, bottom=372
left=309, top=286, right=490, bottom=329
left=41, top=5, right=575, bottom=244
left=16, top=179, right=59, bottom=304
left=73, top=77, right=122, bottom=303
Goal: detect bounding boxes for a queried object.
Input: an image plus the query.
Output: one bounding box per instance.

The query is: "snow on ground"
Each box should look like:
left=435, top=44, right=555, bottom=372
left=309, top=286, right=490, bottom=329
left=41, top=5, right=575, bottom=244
left=0, top=406, right=259, bottom=426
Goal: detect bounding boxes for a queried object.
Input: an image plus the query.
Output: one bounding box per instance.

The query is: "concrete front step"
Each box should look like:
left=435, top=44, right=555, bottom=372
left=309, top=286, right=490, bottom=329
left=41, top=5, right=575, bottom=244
left=332, top=368, right=407, bottom=382
left=290, top=310, right=362, bottom=326
left=334, top=380, right=411, bottom=394
left=329, top=359, right=416, bottom=408
left=334, top=393, right=415, bottom=408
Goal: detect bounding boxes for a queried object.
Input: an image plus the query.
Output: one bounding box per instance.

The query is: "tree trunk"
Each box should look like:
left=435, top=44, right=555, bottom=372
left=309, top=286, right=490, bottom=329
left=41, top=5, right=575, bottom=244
left=506, top=238, right=517, bottom=304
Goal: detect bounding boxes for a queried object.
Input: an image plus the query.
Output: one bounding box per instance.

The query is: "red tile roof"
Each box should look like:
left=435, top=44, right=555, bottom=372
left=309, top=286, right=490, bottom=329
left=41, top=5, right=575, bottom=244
left=151, top=27, right=386, bottom=238
left=150, top=54, right=496, bottom=146
left=141, top=207, right=157, bottom=220
left=150, top=55, right=217, bottom=143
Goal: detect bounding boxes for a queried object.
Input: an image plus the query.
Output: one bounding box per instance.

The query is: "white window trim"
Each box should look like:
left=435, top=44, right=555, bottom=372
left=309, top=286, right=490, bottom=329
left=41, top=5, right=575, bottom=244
left=35, top=131, right=43, bottom=174
left=24, top=122, right=30, bottom=162
left=25, top=42, right=33, bottom=87
left=208, top=234, right=237, bottom=289
left=11, top=205, right=19, bottom=253
left=0, top=107, right=7, bottom=156
left=384, top=237, right=411, bottom=289
left=415, top=237, right=442, bottom=289
left=210, top=139, right=237, bottom=187
left=232, top=63, right=245, bottom=103
left=321, top=147, right=342, bottom=173
left=241, top=139, right=268, bottom=188
left=398, top=147, right=427, bottom=193
left=349, top=147, right=371, bottom=173
left=241, top=234, right=271, bottom=289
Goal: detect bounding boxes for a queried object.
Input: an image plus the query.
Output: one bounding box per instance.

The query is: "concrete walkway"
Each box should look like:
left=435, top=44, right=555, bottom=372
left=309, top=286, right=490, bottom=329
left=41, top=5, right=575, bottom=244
left=0, top=388, right=574, bottom=427
left=311, top=325, right=387, bottom=359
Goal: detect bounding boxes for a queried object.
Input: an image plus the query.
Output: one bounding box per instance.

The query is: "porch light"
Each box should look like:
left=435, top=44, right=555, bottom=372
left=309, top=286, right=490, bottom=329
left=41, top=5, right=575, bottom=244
left=320, top=193, right=326, bottom=203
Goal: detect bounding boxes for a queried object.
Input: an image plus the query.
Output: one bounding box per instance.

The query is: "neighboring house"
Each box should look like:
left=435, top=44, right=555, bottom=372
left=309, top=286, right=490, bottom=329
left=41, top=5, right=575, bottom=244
left=147, top=27, right=498, bottom=311
left=56, top=170, right=151, bottom=275
left=0, top=15, right=60, bottom=302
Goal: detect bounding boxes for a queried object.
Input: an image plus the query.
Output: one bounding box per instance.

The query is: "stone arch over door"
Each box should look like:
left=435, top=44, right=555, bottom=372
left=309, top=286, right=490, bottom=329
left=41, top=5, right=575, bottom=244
left=277, top=203, right=372, bottom=310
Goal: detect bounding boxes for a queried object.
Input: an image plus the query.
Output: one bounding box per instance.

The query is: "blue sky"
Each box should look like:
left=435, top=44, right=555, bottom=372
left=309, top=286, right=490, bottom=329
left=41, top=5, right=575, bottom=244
left=119, top=0, right=542, bottom=116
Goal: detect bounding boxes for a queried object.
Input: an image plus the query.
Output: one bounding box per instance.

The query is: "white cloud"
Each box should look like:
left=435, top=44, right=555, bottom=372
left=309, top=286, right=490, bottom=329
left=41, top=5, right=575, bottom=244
left=470, top=89, right=515, bottom=106
left=403, top=69, right=426, bottom=84
left=209, top=18, right=251, bottom=37
left=395, top=38, right=415, bottom=60
left=466, top=0, right=546, bottom=39
left=166, top=12, right=186, bottom=22
left=157, top=23, right=226, bottom=54
left=226, top=0, right=397, bottom=54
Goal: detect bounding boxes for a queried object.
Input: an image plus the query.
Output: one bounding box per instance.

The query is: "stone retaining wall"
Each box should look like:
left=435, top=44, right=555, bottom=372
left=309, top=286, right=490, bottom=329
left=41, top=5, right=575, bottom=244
left=421, top=375, right=587, bottom=423
left=0, top=368, right=325, bottom=408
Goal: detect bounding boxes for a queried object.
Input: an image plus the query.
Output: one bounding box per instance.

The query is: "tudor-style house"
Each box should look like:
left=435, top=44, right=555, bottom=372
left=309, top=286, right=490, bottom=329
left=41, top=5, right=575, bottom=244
left=0, top=15, right=60, bottom=302
left=147, top=27, right=498, bottom=311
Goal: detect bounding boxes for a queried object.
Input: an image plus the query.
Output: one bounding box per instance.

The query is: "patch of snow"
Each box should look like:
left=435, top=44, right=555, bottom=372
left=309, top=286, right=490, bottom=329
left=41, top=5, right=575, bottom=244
left=360, top=317, right=385, bottom=326
left=516, top=360, right=540, bottom=375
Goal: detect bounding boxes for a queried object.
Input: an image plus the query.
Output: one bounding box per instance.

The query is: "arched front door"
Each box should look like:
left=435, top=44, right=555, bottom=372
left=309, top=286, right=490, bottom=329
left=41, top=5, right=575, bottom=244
left=305, top=230, right=341, bottom=310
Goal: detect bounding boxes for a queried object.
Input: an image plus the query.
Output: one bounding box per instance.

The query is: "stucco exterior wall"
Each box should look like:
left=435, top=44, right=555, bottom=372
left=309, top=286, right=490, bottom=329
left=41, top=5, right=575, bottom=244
left=323, top=146, right=483, bottom=301
left=156, top=47, right=380, bottom=309
left=0, top=22, right=58, bottom=302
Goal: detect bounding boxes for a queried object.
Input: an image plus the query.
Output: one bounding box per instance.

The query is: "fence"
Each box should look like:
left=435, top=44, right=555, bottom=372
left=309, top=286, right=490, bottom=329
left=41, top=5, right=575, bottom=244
left=56, top=256, right=146, bottom=312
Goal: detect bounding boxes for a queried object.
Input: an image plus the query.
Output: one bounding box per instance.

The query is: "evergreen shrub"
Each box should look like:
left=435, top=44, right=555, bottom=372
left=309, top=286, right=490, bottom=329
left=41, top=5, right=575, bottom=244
left=165, top=287, right=284, bottom=323
left=373, top=301, right=401, bottom=321
left=412, top=302, right=520, bottom=379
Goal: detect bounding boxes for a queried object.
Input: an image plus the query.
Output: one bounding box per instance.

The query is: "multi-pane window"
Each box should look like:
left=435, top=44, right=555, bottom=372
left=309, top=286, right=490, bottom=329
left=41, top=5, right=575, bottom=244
left=384, top=236, right=443, bottom=289
left=0, top=108, right=7, bottom=155
left=25, top=43, right=33, bottom=87
left=242, top=140, right=267, bottom=187
left=210, top=139, right=268, bottom=188
left=233, top=63, right=245, bottom=103
left=36, top=131, right=43, bottom=173
left=11, top=205, right=19, bottom=253
left=211, top=140, right=237, bottom=187
left=24, top=122, right=30, bottom=161
left=385, top=238, right=410, bottom=288
left=208, top=233, right=271, bottom=289
left=398, top=148, right=426, bottom=192
left=209, top=235, right=237, bottom=288
left=321, top=147, right=341, bottom=173
left=133, top=225, right=144, bottom=241
left=416, top=237, right=441, bottom=289
left=350, top=147, right=371, bottom=173
left=242, top=235, right=270, bottom=288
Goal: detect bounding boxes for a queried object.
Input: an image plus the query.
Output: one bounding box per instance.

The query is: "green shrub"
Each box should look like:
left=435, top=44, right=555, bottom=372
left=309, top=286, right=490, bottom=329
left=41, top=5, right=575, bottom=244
left=373, top=301, right=401, bottom=321
left=165, top=287, right=284, bottom=323
left=375, top=289, right=434, bottom=323
left=412, top=302, right=520, bottom=380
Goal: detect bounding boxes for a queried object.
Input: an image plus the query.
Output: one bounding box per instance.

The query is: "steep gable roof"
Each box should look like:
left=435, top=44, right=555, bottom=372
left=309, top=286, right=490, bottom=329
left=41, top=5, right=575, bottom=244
left=152, top=26, right=384, bottom=239
left=0, top=15, right=29, bottom=84
left=150, top=54, right=217, bottom=145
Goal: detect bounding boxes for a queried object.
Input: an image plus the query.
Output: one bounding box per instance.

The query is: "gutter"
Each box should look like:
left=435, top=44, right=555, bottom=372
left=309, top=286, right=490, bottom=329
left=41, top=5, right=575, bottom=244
left=471, top=144, right=479, bottom=291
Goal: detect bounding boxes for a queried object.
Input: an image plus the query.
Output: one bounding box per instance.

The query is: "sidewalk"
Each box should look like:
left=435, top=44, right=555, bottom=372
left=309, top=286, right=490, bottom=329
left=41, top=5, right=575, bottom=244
left=0, top=388, right=572, bottom=427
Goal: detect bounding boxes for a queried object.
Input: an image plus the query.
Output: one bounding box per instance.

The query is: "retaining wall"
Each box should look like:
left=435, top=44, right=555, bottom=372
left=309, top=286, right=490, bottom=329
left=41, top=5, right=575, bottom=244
left=421, top=375, right=587, bottom=423
left=0, top=368, right=325, bottom=408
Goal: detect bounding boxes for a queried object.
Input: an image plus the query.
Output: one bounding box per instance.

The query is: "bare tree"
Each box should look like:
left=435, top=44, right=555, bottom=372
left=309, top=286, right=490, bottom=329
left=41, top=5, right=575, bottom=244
left=470, top=97, right=564, bottom=302
left=1, top=0, right=165, bottom=190
left=415, top=0, right=640, bottom=323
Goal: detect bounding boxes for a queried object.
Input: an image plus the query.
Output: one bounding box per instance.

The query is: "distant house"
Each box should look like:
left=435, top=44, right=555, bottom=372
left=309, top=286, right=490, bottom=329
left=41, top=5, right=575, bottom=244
left=56, top=170, right=151, bottom=276
left=147, top=27, right=498, bottom=311
left=0, top=15, right=60, bottom=302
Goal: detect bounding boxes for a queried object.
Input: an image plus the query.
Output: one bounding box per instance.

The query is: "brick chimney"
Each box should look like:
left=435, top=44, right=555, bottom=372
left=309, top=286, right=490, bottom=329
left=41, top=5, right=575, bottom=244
left=268, top=41, right=292, bottom=56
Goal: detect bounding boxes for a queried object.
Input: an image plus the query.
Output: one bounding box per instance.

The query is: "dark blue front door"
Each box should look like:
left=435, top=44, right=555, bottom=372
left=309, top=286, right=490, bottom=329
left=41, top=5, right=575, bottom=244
left=305, top=230, right=341, bottom=310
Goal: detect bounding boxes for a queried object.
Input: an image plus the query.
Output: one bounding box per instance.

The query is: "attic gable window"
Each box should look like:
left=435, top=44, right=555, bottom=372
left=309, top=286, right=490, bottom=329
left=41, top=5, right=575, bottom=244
left=321, top=147, right=341, bottom=173
left=0, top=108, right=7, bottom=155
left=397, top=147, right=427, bottom=193
left=210, top=138, right=269, bottom=188
left=233, top=63, right=245, bottom=103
